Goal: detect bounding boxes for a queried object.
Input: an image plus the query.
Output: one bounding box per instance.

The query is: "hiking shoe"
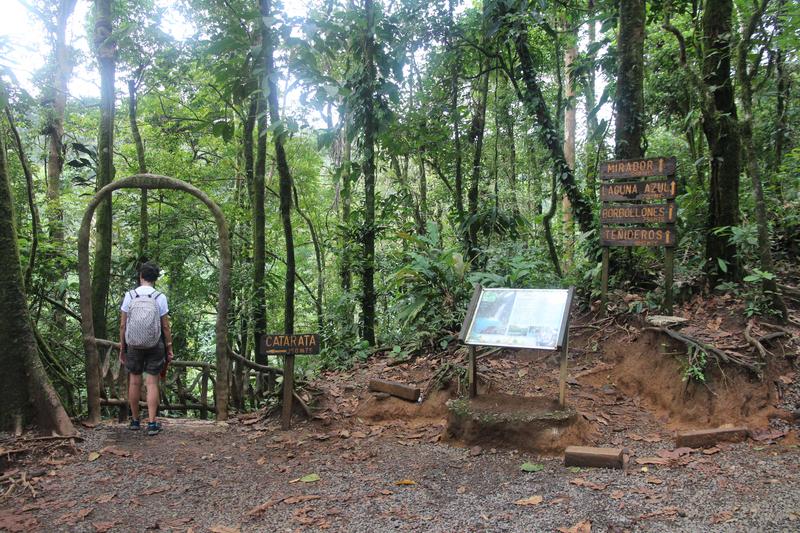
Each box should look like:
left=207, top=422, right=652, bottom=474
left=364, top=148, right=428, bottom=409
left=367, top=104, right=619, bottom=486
left=129, top=418, right=141, bottom=431
left=146, top=421, right=161, bottom=436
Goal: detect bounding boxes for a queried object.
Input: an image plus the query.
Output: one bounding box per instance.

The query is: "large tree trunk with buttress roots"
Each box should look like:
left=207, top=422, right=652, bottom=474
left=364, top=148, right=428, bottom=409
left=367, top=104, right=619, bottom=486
left=0, top=132, right=75, bottom=436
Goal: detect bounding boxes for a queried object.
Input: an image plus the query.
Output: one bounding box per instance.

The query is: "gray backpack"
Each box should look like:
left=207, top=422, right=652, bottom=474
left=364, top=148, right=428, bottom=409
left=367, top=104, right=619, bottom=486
left=125, top=289, right=162, bottom=349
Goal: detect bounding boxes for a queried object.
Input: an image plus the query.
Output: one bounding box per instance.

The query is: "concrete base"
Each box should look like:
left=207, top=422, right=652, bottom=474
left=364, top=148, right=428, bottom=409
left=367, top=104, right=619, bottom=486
left=445, top=394, right=593, bottom=454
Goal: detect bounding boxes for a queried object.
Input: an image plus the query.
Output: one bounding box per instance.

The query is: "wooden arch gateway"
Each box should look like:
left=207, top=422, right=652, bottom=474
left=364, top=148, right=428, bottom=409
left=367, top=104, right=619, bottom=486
left=78, top=174, right=231, bottom=423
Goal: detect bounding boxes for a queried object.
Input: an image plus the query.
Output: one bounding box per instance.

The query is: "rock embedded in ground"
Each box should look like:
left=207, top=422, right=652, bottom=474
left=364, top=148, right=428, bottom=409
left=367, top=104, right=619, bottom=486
left=646, top=315, right=689, bottom=328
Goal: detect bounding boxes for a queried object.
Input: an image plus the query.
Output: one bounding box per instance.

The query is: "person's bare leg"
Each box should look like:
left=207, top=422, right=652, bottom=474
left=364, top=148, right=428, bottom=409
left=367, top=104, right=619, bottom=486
left=145, top=373, right=160, bottom=424
left=129, top=373, right=143, bottom=420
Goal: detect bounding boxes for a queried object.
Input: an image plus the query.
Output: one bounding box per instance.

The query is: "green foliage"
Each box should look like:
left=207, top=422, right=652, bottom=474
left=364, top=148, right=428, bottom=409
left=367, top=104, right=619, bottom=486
left=386, top=222, right=471, bottom=348
left=681, top=345, right=708, bottom=384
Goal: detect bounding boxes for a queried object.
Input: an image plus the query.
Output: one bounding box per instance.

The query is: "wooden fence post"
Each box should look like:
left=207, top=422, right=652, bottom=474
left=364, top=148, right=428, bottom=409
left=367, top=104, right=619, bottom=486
left=281, top=354, right=294, bottom=430
left=200, top=365, right=209, bottom=420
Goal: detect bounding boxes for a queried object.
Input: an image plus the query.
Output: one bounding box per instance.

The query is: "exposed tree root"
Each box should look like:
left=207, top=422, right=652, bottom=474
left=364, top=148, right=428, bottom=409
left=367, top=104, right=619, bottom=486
left=745, top=319, right=770, bottom=358
left=644, top=326, right=763, bottom=376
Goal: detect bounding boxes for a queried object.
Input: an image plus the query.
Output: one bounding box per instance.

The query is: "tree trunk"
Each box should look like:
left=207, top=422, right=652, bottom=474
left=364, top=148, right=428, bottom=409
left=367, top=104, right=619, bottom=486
left=293, top=185, right=324, bottom=332
left=563, top=25, right=577, bottom=268
left=5, top=108, right=41, bottom=290
left=509, top=15, right=593, bottom=235
left=584, top=0, right=599, bottom=200
left=361, top=0, right=377, bottom=346
left=128, top=78, right=148, bottom=261
left=447, top=0, right=464, bottom=224
left=701, top=0, right=740, bottom=283
left=91, top=0, right=116, bottom=342
left=0, top=130, right=76, bottom=436
left=262, top=0, right=294, bottom=335
left=340, top=110, right=353, bottom=294
left=614, top=0, right=645, bottom=159
left=736, top=0, right=787, bottom=320
left=253, top=33, right=269, bottom=359
left=773, top=0, right=788, bottom=190
left=466, top=56, right=490, bottom=262
left=45, top=0, right=77, bottom=246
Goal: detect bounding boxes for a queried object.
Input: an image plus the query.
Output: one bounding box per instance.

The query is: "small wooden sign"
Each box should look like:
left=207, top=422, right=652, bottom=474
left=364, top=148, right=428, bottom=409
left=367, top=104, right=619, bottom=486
left=600, top=156, right=676, bottom=179
left=601, top=226, right=676, bottom=247
left=261, top=333, right=320, bottom=355
left=600, top=203, right=676, bottom=224
left=600, top=179, right=676, bottom=201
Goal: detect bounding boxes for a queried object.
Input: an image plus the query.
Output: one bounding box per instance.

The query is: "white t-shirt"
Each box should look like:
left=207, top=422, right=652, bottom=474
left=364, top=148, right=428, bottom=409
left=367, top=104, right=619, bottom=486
left=120, top=285, right=169, bottom=317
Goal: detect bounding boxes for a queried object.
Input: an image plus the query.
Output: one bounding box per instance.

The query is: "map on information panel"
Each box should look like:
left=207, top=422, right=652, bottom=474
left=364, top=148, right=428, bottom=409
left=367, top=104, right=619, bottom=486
left=462, top=288, right=573, bottom=350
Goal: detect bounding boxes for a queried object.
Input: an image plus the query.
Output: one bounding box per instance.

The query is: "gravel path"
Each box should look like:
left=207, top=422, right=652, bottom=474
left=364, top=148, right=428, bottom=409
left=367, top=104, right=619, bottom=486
left=2, top=417, right=798, bottom=532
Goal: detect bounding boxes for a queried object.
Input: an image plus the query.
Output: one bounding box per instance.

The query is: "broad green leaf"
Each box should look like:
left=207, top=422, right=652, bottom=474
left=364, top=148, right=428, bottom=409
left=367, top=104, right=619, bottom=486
left=520, top=462, right=544, bottom=472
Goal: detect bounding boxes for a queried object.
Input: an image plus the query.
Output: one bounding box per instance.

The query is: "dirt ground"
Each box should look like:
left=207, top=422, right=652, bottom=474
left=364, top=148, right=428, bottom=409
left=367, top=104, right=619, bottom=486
left=2, top=301, right=799, bottom=532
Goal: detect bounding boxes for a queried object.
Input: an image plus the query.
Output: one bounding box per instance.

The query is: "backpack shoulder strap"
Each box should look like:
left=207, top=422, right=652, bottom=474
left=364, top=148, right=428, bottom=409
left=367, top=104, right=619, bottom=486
left=151, top=291, right=162, bottom=300
left=130, top=289, right=138, bottom=299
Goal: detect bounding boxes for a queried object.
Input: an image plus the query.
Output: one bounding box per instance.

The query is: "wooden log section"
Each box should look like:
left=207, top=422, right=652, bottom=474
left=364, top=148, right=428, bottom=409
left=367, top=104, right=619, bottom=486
left=564, top=446, right=624, bottom=469
left=368, top=379, right=421, bottom=402
left=675, top=427, right=748, bottom=448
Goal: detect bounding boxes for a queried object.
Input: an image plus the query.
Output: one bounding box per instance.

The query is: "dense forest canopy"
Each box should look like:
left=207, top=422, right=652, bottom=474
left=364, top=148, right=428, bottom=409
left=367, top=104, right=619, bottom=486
left=1, top=0, right=799, bottom=428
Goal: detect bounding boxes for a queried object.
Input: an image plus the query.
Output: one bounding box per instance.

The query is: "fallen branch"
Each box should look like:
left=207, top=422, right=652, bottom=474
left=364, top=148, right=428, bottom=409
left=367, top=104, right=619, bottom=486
left=1, top=435, right=84, bottom=445
left=292, top=390, right=313, bottom=418
left=228, top=349, right=283, bottom=375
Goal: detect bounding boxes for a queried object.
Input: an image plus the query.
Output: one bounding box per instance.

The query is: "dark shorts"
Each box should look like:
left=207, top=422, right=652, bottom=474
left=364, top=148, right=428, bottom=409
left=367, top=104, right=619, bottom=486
left=125, top=340, right=166, bottom=376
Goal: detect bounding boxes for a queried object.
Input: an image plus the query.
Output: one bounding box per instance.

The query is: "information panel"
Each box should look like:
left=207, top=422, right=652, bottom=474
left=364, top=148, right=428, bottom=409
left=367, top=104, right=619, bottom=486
left=461, top=288, right=573, bottom=350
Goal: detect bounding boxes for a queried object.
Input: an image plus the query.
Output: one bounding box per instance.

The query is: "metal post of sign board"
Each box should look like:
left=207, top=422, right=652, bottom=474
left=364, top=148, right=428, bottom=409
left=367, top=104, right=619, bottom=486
left=559, top=327, right=570, bottom=407
left=468, top=345, right=477, bottom=398
left=557, top=287, right=575, bottom=407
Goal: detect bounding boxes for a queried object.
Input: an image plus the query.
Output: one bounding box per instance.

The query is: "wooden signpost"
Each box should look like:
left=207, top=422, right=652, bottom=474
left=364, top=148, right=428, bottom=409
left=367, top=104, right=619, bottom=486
left=261, top=333, right=320, bottom=429
left=600, top=156, right=677, bottom=314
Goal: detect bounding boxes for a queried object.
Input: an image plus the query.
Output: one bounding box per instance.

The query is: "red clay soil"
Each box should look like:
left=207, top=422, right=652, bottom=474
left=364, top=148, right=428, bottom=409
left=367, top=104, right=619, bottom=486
left=580, top=329, right=785, bottom=429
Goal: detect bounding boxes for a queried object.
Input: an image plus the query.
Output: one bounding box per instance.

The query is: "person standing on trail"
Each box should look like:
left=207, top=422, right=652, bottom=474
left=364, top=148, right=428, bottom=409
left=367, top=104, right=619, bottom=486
left=119, top=261, right=173, bottom=436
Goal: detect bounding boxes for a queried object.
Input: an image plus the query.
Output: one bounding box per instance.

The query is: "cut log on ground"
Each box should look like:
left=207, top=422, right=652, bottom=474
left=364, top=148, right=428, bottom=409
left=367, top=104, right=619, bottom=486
left=368, top=379, right=421, bottom=402
left=675, top=427, right=748, bottom=448
left=564, top=446, right=624, bottom=469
